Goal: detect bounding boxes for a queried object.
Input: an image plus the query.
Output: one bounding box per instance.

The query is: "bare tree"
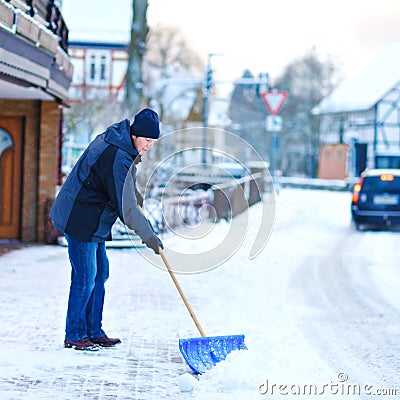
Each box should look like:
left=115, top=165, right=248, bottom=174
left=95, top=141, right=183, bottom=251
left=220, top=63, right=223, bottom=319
left=145, top=24, right=203, bottom=76
left=274, top=48, right=342, bottom=177
left=142, top=24, right=203, bottom=123
left=62, top=98, right=129, bottom=173
left=228, top=69, right=269, bottom=160
left=126, top=0, right=149, bottom=112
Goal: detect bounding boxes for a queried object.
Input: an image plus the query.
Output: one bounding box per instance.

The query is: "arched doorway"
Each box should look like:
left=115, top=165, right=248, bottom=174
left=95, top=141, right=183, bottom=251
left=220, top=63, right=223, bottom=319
left=0, top=119, right=23, bottom=239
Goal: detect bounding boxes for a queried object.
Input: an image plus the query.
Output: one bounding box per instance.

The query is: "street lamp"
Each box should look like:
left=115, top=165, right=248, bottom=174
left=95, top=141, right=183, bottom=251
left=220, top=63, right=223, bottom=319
left=202, top=53, right=223, bottom=164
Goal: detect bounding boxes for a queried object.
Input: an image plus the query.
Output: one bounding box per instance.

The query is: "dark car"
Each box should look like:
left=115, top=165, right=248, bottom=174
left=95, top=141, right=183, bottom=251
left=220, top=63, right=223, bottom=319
left=351, top=169, right=400, bottom=230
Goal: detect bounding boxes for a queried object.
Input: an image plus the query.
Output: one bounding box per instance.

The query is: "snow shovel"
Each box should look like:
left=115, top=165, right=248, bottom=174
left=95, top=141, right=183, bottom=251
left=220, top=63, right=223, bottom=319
left=158, top=247, right=247, bottom=375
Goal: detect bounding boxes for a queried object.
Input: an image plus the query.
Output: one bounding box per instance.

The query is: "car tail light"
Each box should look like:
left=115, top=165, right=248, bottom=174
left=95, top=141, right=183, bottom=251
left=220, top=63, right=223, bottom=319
left=352, top=178, right=363, bottom=204
left=380, top=174, right=394, bottom=181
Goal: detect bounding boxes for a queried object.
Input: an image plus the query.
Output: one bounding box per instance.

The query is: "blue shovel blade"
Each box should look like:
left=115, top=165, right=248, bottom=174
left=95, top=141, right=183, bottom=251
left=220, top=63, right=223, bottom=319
left=179, top=334, right=247, bottom=375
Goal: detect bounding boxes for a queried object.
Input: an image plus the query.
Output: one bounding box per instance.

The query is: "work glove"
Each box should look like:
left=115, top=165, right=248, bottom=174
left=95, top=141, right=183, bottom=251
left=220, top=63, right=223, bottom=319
left=143, top=235, right=163, bottom=254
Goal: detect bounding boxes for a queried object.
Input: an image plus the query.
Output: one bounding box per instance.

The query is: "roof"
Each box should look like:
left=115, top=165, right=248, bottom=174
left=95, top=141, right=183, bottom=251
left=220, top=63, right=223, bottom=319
left=69, top=41, right=128, bottom=50
left=0, top=28, right=72, bottom=101
left=312, top=43, right=400, bottom=115
left=362, top=168, right=400, bottom=177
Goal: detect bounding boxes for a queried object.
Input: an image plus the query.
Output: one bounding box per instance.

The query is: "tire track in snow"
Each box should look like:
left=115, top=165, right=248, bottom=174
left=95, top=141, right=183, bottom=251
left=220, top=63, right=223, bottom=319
left=290, top=228, right=400, bottom=398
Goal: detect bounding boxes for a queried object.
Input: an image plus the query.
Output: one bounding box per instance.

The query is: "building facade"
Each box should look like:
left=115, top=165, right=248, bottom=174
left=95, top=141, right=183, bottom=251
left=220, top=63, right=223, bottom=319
left=0, top=0, right=72, bottom=242
left=313, top=43, right=400, bottom=178
left=68, top=40, right=128, bottom=101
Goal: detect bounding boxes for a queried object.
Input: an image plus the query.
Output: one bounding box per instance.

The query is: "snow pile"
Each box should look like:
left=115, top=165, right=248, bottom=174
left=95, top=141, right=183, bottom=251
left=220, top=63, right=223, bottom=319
left=178, top=373, right=197, bottom=392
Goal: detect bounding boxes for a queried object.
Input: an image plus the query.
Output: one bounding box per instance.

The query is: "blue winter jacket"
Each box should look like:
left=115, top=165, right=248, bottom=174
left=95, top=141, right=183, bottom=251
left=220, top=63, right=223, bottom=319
left=50, top=119, right=154, bottom=242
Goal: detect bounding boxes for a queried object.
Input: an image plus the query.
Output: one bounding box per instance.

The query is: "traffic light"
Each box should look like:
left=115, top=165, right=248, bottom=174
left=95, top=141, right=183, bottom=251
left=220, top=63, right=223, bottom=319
left=205, top=67, right=213, bottom=91
left=257, top=72, right=269, bottom=96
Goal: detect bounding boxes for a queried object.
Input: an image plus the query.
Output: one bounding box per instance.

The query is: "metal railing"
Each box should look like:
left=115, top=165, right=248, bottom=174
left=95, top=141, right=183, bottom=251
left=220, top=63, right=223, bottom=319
left=158, top=191, right=212, bottom=233
left=4, top=0, right=69, bottom=52
left=151, top=172, right=265, bottom=234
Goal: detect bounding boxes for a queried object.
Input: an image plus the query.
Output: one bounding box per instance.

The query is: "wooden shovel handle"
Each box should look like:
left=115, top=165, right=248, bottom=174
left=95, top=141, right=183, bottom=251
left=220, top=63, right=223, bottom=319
left=137, top=205, right=206, bottom=337
left=158, top=247, right=206, bottom=338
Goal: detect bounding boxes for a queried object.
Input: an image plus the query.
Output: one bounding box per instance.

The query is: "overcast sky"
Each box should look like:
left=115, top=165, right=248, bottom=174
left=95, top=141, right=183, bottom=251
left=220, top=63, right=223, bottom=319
left=62, top=0, right=400, bottom=84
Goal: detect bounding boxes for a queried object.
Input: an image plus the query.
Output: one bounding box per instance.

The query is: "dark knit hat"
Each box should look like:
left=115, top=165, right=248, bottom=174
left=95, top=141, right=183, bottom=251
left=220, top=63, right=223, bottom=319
left=131, top=108, right=160, bottom=139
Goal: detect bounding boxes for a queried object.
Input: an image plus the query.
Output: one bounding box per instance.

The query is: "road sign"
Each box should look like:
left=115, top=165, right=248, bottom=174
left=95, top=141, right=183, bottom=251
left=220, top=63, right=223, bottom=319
left=266, top=115, right=283, bottom=132
left=260, top=91, right=288, bottom=115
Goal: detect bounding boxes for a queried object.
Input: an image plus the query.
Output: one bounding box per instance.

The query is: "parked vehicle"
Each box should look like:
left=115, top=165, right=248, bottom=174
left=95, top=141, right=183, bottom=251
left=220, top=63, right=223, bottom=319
left=351, top=169, right=400, bottom=230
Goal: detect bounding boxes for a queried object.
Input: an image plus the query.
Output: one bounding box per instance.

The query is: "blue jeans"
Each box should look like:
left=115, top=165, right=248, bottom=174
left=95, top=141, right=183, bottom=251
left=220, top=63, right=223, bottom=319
left=64, top=234, right=109, bottom=341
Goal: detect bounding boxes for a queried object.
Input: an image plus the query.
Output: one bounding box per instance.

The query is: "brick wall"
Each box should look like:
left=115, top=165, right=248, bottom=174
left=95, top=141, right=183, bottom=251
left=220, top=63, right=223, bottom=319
left=38, top=101, right=61, bottom=242
left=0, top=99, right=61, bottom=242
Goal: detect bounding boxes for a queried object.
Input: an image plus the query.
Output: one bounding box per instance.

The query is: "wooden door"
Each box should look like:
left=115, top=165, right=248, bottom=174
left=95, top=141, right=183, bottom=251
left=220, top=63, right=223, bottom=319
left=0, top=118, right=23, bottom=239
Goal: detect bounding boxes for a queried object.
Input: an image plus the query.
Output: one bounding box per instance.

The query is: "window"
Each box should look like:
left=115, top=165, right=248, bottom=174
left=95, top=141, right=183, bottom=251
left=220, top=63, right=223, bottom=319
left=89, top=55, right=96, bottom=81
left=375, top=155, right=400, bottom=169
left=86, top=51, right=110, bottom=85
left=362, top=176, right=400, bottom=193
left=100, top=56, right=107, bottom=81
left=0, top=128, right=13, bottom=159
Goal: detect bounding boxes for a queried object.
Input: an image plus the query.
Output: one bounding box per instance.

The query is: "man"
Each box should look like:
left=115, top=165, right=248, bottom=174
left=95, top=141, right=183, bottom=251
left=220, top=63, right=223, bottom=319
left=51, top=108, right=163, bottom=351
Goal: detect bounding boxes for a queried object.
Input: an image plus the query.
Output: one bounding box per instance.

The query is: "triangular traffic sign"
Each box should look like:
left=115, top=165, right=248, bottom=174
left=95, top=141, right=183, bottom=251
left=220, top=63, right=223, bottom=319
left=260, top=91, right=288, bottom=115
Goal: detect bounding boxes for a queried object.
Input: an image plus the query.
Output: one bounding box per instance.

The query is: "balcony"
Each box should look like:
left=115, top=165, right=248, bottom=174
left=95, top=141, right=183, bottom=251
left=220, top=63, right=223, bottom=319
left=0, top=0, right=72, bottom=101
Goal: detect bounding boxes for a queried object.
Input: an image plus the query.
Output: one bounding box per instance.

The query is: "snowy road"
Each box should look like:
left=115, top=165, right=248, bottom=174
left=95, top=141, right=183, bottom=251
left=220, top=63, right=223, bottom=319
left=291, top=223, right=400, bottom=395
left=0, top=188, right=399, bottom=399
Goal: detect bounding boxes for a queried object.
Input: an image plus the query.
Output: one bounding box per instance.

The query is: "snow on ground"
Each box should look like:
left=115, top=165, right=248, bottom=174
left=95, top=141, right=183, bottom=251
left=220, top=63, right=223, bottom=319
left=0, top=188, right=399, bottom=399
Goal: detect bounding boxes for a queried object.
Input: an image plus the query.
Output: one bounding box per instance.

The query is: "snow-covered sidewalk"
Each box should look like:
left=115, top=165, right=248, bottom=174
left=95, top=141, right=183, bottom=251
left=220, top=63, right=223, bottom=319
left=0, top=189, right=399, bottom=400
